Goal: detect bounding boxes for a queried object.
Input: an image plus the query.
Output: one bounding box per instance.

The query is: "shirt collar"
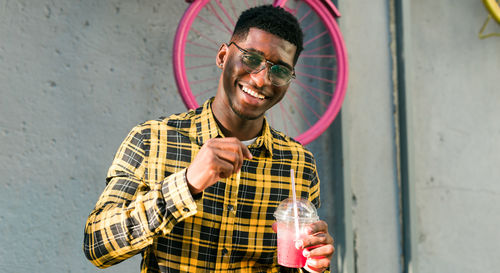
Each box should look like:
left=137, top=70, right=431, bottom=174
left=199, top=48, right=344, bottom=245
left=195, top=98, right=274, bottom=156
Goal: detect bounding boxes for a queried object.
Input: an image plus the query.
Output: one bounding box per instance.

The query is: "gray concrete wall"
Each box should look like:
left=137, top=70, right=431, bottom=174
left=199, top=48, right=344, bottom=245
left=0, top=1, right=186, bottom=272
left=1, top=0, right=499, bottom=273
left=410, top=1, right=500, bottom=272
left=339, top=0, right=500, bottom=272
left=339, top=0, right=402, bottom=272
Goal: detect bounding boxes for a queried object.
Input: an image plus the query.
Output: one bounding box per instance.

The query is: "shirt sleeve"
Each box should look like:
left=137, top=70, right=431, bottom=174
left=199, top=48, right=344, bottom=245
left=83, top=124, right=198, bottom=268
left=307, top=151, right=321, bottom=209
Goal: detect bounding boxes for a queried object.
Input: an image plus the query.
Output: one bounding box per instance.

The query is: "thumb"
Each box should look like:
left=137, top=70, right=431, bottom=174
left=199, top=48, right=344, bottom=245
left=241, top=144, right=253, bottom=160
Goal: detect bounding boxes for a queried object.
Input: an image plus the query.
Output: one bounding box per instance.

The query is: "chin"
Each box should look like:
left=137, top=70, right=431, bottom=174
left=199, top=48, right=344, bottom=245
left=230, top=104, right=264, bottom=120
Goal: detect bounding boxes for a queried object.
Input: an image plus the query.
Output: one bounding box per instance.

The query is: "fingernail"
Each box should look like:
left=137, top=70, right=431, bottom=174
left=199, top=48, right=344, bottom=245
left=306, top=227, right=313, bottom=234
left=295, top=240, right=303, bottom=249
left=307, top=258, right=316, bottom=267
left=302, top=249, right=310, bottom=258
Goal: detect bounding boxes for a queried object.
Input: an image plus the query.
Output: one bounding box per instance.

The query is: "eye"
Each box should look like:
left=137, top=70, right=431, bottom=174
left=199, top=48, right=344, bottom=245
left=242, top=53, right=263, bottom=68
left=270, top=65, right=291, bottom=79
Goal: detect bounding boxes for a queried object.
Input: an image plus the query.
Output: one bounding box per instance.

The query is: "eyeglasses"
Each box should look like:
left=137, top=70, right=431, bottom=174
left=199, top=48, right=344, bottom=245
left=227, top=42, right=295, bottom=86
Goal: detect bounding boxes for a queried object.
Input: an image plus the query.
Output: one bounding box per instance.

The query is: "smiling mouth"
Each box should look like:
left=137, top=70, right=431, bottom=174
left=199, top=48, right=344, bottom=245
left=241, top=85, right=266, bottom=100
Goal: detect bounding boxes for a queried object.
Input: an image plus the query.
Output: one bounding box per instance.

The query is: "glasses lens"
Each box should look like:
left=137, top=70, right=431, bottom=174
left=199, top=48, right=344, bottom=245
left=241, top=53, right=264, bottom=71
left=270, top=65, right=292, bottom=80
left=239, top=48, right=293, bottom=86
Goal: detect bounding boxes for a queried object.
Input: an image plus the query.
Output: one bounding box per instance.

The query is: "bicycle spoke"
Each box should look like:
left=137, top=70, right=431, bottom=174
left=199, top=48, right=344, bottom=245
left=294, top=79, right=329, bottom=109
left=283, top=1, right=303, bottom=16
left=194, top=85, right=218, bottom=97
left=186, top=40, right=219, bottom=52
left=268, top=110, right=275, bottom=130
left=189, top=76, right=220, bottom=85
left=296, top=71, right=335, bottom=84
left=300, top=53, right=336, bottom=58
left=278, top=102, right=292, bottom=136
left=286, top=89, right=313, bottom=127
left=206, top=2, right=233, bottom=33
left=185, top=53, right=214, bottom=58
left=288, top=87, right=322, bottom=119
left=294, top=78, right=334, bottom=98
left=282, top=101, right=301, bottom=136
left=195, top=14, right=231, bottom=35
left=301, top=17, right=319, bottom=33
left=186, top=62, right=214, bottom=71
left=215, top=0, right=236, bottom=27
left=229, top=0, right=239, bottom=21
left=190, top=28, right=220, bottom=47
left=303, top=30, right=328, bottom=47
left=302, top=43, right=333, bottom=54
left=298, top=9, right=312, bottom=24
left=296, top=63, right=336, bottom=71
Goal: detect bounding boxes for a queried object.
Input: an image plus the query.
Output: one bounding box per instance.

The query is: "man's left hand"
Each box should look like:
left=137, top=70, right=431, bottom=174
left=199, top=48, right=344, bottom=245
left=299, top=220, right=335, bottom=273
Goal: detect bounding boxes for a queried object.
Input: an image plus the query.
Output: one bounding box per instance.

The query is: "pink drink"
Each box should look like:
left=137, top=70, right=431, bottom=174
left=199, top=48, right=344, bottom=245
left=274, top=197, right=319, bottom=268
left=276, top=222, right=306, bottom=268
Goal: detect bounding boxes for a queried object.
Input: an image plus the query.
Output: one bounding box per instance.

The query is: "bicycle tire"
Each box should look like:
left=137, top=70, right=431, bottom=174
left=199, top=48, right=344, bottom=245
left=173, top=0, right=348, bottom=145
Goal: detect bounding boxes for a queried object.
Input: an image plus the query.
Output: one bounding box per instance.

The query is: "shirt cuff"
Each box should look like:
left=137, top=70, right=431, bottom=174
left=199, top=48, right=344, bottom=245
left=161, top=169, right=198, bottom=222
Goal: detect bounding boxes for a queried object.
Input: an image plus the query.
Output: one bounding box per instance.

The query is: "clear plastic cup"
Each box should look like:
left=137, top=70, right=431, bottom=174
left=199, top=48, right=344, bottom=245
left=273, top=197, right=319, bottom=268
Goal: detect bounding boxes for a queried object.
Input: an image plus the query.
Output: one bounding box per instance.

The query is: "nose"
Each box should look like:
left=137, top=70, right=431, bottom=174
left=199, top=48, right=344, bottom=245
left=249, top=66, right=271, bottom=87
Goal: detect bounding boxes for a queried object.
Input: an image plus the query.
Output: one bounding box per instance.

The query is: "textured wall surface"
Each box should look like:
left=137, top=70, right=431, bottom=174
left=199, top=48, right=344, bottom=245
left=339, top=0, right=500, bottom=272
left=339, top=0, right=402, bottom=272
left=0, top=1, right=187, bottom=272
left=410, top=1, right=500, bottom=272
left=1, top=0, right=499, bottom=273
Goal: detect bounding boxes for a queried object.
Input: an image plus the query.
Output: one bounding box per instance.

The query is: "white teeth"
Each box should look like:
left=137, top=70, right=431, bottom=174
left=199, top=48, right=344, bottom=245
left=242, top=86, right=265, bottom=100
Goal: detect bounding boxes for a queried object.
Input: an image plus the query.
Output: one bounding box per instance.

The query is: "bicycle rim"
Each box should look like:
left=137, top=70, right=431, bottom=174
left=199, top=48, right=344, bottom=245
left=173, top=0, right=348, bottom=144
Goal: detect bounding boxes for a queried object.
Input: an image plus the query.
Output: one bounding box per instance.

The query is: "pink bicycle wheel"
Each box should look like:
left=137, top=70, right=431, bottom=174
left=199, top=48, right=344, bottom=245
left=173, top=0, right=348, bottom=145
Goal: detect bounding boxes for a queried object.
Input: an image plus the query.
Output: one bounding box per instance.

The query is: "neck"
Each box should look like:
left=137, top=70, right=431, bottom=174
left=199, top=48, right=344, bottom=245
left=211, top=100, right=264, bottom=141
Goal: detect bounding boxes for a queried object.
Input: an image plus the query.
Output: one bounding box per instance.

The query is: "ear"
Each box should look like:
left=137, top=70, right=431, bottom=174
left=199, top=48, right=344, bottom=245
left=216, top=43, right=228, bottom=68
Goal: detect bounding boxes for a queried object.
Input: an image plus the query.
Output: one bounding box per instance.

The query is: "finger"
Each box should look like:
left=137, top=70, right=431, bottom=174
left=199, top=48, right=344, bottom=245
left=271, top=222, right=277, bottom=233
left=208, top=138, right=252, bottom=167
left=239, top=141, right=253, bottom=160
left=306, top=220, right=328, bottom=235
left=222, top=138, right=252, bottom=167
left=304, top=244, right=335, bottom=259
left=214, top=156, right=237, bottom=179
left=210, top=139, right=245, bottom=170
left=302, top=233, right=334, bottom=251
left=216, top=149, right=242, bottom=173
left=212, top=137, right=251, bottom=159
left=305, top=257, right=331, bottom=272
left=303, top=264, right=324, bottom=273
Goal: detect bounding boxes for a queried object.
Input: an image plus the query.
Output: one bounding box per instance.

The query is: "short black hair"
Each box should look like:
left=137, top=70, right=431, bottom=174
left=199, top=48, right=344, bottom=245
left=232, top=5, right=303, bottom=64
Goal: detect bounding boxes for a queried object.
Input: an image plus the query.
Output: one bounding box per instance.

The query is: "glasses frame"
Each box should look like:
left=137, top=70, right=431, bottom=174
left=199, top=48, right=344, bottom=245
left=226, top=42, right=296, bottom=86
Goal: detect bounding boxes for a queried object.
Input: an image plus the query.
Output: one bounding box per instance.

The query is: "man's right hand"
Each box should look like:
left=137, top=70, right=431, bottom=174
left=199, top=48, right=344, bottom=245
left=186, top=137, right=253, bottom=194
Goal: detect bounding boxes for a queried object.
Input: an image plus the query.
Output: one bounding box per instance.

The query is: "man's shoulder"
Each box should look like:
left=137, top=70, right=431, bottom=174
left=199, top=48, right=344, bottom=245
left=142, top=108, right=199, bottom=129
left=131, top=108, right=200, bottom=137
left=269, top=127, right=314, bottom=157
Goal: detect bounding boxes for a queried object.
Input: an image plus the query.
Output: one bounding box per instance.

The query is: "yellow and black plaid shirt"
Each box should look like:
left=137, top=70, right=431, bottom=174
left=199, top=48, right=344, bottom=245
left=84, top=98, right=321, bottom=272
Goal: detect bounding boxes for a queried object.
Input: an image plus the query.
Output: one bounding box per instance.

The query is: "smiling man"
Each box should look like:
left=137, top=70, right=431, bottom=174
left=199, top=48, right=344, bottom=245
left=84, top=5, right=334, bottom=273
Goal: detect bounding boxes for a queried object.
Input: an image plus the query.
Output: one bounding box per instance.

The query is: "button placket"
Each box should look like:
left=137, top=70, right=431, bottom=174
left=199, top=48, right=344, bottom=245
left=215, top=171, right=241, bottom=271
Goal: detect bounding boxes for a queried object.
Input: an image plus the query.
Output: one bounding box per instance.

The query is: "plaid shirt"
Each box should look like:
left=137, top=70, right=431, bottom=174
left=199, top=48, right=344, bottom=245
left=84, top=98, right=321, bottom=272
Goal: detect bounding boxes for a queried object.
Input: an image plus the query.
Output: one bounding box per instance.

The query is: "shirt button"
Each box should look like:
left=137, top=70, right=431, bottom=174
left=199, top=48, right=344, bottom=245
left=227, top=204, right=234, bottom=211
left=222, top=248, right=228, bottom=255
left=183, top=207, right=190, bottom=213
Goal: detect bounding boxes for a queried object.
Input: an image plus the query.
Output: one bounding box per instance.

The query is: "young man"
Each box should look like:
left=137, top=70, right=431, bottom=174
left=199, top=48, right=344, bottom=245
left=84, top=5, right=334, bottom=273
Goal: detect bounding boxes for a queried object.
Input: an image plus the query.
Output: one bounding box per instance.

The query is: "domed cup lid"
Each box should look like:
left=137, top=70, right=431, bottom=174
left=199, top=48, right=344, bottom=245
left=273, top=197, right=319, bottom=223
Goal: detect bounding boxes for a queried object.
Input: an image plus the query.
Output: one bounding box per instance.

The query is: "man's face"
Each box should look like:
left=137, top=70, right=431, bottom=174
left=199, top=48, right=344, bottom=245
left=218, top=28, right=297, bottom=120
